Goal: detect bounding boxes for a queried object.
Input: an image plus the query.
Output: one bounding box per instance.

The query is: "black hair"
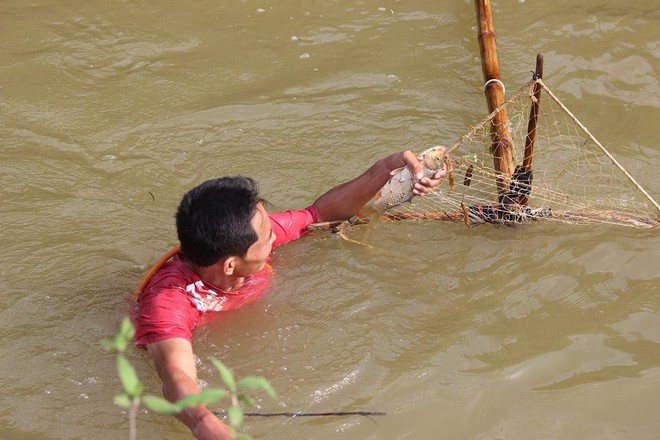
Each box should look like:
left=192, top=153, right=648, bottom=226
left=176, top=176, right=263, bottom=267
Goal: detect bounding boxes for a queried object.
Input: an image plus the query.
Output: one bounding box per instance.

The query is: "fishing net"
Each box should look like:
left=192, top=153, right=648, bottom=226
left=379, top=78, right=659, bottom=229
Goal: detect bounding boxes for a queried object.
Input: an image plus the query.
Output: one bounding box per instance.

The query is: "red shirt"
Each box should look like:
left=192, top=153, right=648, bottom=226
left=133, top=206, right=321, bottom=346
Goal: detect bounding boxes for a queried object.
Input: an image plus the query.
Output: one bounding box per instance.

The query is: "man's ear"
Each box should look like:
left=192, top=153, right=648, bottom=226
left=222, top=256, right=236, bottom=276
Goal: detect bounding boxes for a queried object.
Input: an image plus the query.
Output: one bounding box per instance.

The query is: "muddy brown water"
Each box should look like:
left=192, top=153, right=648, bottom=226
left=1, top=1, right=659, bottom=439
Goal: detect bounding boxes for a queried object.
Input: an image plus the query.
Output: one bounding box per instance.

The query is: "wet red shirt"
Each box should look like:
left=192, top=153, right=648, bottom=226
left=133, top=206, right=321, bottom=346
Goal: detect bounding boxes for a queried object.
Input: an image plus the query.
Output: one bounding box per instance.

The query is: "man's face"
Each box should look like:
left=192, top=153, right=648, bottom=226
left=234, top=203, right=275, bottom=276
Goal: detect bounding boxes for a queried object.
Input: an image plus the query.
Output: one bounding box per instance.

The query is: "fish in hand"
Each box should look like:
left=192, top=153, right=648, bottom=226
left=371, top=146, right=447, bottom=213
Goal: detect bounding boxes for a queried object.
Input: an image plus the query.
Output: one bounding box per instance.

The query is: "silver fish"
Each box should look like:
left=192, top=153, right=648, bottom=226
left=371, top=146, right=446, bottom=213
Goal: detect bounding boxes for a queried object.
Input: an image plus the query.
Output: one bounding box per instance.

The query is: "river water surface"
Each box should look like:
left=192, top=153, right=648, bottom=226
left=1, top=1, right=659, bottom=439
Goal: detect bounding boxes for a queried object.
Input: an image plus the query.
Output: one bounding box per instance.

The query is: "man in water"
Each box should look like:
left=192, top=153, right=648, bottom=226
left=133, top=149, right=446, bottom=439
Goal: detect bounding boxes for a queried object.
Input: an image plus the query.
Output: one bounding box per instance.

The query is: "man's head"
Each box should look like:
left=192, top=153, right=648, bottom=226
left=176, top=176, right=267, bottom=269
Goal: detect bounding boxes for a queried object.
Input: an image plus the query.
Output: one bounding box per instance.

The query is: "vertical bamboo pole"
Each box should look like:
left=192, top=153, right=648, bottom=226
left=518, top=53, right=543, bottom=207
left=522, top=53, right=544, bottom=172
left=474, top=0, right=514, bottom=201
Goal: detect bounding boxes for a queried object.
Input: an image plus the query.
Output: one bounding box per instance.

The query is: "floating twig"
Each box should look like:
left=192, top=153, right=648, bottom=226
left=214, top=410, right=386, bottom=418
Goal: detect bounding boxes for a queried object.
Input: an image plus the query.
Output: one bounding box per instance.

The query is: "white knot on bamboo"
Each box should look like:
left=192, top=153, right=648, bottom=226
left=483, top=78, right=506, bottom=95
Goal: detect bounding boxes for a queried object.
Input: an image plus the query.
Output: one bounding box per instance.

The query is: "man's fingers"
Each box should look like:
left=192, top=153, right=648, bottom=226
left=413, top=182, right=433, bottom=195
left=403, top=148, right=448, bottom=196
left=401, top=151, right=423, bottom=179
left=419, top=171, right=446, bottom=187
left=412, top=169, right=446, bottom=196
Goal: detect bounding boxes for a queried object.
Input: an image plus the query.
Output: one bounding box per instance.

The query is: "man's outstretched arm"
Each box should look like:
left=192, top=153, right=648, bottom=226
left=312, top=149, right=446, bottom=222
left=148, top=338, right=234, bottom=440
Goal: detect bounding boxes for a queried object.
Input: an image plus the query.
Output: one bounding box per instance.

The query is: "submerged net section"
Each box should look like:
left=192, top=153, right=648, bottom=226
left=384, top=79, right=659, bottom=229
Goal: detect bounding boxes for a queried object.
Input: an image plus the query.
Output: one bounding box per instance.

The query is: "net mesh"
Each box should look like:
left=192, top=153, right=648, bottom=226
left=382, top=79, right=659, bottom=229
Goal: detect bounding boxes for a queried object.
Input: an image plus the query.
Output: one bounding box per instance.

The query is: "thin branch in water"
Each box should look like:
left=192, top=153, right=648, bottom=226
left=214, top=411, right=386, bottom=418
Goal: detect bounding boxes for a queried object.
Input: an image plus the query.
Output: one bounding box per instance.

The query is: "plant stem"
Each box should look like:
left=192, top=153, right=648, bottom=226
left=129, top=399, right=139, bottom=440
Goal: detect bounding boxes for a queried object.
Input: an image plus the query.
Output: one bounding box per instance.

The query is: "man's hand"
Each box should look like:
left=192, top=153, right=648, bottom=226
left=312, top=147, right=448, bottom=222
left=400, top=147, right=447, bottom=196
left=192, top=413, right=234, bottom=440
left=148, top=339, right=234, bottom=440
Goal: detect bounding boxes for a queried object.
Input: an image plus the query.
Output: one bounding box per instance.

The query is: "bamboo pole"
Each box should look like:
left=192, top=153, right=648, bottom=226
left=523, top=53, right=544, bottom=171
left=519, top=53, right=544, bottom=206
left=474, top=0, right=514, bottom=201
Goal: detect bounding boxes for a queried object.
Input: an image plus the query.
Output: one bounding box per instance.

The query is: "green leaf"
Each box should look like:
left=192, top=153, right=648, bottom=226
left=114, top=392, right=132, bottom=409
left=115, top=317, right=135, bottom=352
left=117, top=354, right=143, bottom=397
left=119, top=317, right=135, bottom=340
left=175, top=389, right=229, bottom=410
left=100, top=338, right=117, bottom=351
left=199, top=388, right=230, bottom=404
left=116, top=338, right=128, bottom=353
left=237, top=434, right=253, bottom=440
left=210, top=357, right=236, bottom=393
left=237, top=376, right=278, bottom=401
left=142, top=395, right=181, bottom=415
left=237, top=393, right=255, bottom=408
left=227, top=406, right=244, bottom=429
left=114, top=336, right=128, bottom=353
